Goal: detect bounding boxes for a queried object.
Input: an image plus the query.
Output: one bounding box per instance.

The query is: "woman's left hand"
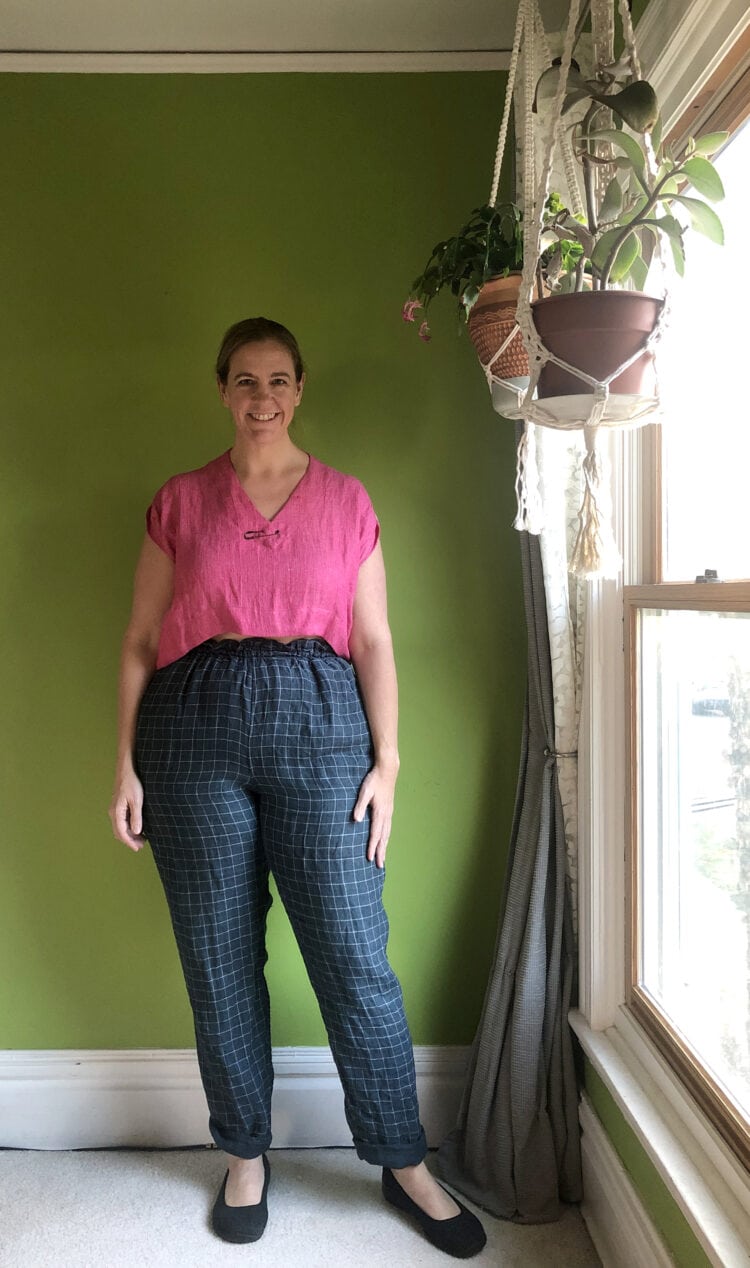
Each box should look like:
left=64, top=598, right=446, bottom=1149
left=353, top=761, right=398, bottom=869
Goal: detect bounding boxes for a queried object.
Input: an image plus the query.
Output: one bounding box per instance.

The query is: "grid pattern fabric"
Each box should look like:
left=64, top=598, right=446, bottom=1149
left=135, top=637, right=426, bottom=1168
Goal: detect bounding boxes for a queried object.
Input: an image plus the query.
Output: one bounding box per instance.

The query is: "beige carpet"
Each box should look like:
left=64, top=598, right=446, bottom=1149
left=0, top=1147, right=601, bottom=1267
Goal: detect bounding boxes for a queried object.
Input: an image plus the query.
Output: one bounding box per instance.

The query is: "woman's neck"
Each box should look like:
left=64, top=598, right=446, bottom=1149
left=229, top=436, right=307, bottom=481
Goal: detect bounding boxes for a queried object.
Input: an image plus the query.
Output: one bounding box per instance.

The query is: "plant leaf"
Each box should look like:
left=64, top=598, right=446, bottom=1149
left=608, top=233, right=641, bottom=283
left=650, top=114, right=663, bottom=156
left=619, top=194, right=648, bottom=225
left=680, top=156, right=725, bottom=201
left=599, top=177, right=624, bottom=223
left=533, top=61, right=587, bottom=113
left=588, top=127, right=646, bottom=178
left=562, top=88, right=592, bottom=113
left=591, top=226, right=627, bottom=273
left=655, top=213, right=684, bottom=245
left=628, top=254, right=649, bottom=291
left=670, top=236, right=686, bottom=275
left=594, top=80, right=659, bottom=132
left=692, top=131, right=729, bottom=156
left=670, top=195, right=725, bottom=244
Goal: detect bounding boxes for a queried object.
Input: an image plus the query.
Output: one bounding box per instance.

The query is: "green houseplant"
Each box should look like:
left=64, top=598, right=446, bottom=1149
left=530, top=58, right=727, bottom=400
left=403, top=202, right=529, bottom=385
left=403, top=198, right=575, bottom=393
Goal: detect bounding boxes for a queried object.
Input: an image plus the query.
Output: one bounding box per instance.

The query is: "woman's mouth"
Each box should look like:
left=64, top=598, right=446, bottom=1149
left=249, top=412, right=279, bottom=422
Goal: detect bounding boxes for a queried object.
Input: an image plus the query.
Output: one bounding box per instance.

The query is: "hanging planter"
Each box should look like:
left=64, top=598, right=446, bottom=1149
left=506, top=0, right=728, bottom=574
left=402, top=199, right=569, bottom=415
left=467, top=273, right=531, bottom=413
left=403, top=0, right=728, bottom=577
left=530, top=289, right=664, bottom=421
left=468, top=273, right=528, bottom=377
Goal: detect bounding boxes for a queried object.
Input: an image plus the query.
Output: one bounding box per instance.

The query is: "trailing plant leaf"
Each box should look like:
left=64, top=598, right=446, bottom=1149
left=670, top=194, right=725, bottom=244
left=588, top=127, right=647, bottom=178
left=628, top=254, right=649, bottom=291
left=608, top=233, right=641, bottom=283
left=532, top=58, right=586, bottom=113
left=680, top=156, right=725, bottom=201
left=593, top=80, right=659, bottom=132
left=650, top=114, right=663, bottom=155
left=648, top=215, right=686, bottom=275
left=692, top=130, right=729, bottom=156
left=618, top=194, right=648, bottom=225
left=461, top=284, right=481, bottom=312
left=563, top=88, right=594, bottom=113
left=599, top=177, right=624, bottom=223
left=591, top=227, right=626, bottom=273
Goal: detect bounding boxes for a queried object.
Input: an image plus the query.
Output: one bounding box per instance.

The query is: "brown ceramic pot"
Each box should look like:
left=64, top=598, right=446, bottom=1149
left=531, top=290, right=664, bottom=398
left=467, top=273, right=529, bottom=379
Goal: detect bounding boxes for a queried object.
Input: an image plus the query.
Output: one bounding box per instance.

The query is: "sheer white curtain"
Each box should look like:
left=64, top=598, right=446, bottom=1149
left=537, top=426, right=587, bottom=931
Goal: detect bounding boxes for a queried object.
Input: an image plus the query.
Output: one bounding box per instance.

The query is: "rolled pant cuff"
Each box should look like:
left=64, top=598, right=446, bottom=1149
left=355, top=1126, right=428, bottom=1168
left=210, top=1124, right=272, bottom=1159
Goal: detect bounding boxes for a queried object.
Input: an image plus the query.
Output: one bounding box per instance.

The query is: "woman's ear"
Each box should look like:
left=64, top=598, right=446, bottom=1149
left=295, top=372, right=306, bottom=406
left=217, top=376, right=228, bottom=407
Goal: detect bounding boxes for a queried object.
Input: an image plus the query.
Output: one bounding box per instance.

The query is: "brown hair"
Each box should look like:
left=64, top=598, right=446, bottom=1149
left=215, top=317, right=305, bottom=386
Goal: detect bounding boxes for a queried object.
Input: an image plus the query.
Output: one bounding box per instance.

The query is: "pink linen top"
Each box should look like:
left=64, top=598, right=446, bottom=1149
left=146, top=450, right=380, bottom=669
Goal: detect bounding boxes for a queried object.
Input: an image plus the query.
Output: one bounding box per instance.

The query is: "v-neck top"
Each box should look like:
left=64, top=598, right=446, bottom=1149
left=146, top=449, right=380, bottom=668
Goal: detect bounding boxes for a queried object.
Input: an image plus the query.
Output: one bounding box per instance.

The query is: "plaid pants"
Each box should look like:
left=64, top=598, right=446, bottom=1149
left=135, top=637, right=427, bottom=1166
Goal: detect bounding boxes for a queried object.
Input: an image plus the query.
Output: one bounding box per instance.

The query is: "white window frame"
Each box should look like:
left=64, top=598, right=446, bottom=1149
left=569, top=1, right=750, bottom=1260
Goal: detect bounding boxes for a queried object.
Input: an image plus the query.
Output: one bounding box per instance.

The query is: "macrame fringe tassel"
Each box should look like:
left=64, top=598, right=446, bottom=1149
left=569, top=427, right=621, bottom=578
left=513, top=420, right=545, bottom=534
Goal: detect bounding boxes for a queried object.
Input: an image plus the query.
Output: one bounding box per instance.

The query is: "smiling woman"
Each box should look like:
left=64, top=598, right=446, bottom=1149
left=107, top=314, right=487, bottom=1256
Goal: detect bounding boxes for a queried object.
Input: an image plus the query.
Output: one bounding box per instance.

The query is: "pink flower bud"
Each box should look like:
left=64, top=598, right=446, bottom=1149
left=417, top=320, right=432, bottom=343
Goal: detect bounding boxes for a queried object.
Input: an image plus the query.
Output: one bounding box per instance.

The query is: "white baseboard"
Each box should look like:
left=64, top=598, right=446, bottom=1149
left=0, top=1046, right=469, bottom=1152
left=580, top=1095, right=674, bottom=1268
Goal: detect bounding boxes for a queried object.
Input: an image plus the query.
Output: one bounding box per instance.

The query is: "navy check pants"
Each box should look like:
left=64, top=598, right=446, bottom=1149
left=135, top=637, right=427, bottom=1167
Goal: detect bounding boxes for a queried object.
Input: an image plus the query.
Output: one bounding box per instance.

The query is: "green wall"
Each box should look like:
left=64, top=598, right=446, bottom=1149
left=0, top=72, right=526, bottom=1049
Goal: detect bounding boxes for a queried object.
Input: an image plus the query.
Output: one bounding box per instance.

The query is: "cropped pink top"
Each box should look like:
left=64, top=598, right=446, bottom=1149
left=146, top=450, right=380, bottom=668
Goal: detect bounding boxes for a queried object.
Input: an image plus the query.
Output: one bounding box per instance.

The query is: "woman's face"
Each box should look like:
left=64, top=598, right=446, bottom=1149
left=218, top=340, right=304, bottom=445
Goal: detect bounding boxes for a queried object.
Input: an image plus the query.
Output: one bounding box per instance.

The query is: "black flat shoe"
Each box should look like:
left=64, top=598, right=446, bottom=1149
left=382, top=1167, right=487, bottom=1259
left=211, top=1154, right=270, bottom=1244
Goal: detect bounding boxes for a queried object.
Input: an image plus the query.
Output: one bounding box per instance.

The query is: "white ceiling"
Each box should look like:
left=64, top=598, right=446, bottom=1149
left=1, top=0, right=571, bottom=54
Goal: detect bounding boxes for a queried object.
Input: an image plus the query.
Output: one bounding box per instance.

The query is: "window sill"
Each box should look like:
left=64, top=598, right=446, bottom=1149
left=569, top=1008, right=750, bottom=1265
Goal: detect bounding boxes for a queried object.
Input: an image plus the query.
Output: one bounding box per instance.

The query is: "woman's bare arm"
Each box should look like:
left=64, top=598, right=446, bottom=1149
left=348, top=541, right=399, bottom=869
left=109, top=534, right=174, bottom=851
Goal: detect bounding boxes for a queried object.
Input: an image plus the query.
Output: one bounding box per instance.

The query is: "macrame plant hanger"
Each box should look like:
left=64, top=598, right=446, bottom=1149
left=481, top=0, right=671, bottom=577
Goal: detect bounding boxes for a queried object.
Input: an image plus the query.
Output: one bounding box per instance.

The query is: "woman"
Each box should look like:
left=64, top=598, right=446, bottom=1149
left=109, top=317, right=485, bottom=1258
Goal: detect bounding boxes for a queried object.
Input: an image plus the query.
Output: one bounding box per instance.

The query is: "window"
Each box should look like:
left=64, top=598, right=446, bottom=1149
left=658, top=122, right=750, bottom=582
left=626, top=593, right=750, bottom=1167
left=573, top=6, right=750, bottom=1257
left=625, top=122, right=750, bottom=1169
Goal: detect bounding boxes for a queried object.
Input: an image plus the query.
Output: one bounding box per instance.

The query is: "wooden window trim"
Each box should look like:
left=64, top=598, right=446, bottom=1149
left=668, top=22, right=750, bottom=153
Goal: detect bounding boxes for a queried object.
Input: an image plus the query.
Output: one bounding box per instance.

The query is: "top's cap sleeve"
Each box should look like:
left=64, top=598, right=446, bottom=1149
left=358, top=483, right=380, bottom=565
left=146, top=479, right=178, bottom=561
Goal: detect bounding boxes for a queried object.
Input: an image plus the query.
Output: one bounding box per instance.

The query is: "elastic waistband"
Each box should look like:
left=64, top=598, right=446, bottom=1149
left=198, top=637, right=341, bottom=660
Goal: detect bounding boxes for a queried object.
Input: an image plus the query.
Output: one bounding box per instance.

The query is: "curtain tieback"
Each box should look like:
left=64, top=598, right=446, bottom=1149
left=544, top=748, right=578, bottom=759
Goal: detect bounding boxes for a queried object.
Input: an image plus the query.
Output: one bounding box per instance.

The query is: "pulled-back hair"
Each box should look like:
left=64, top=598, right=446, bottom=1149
left=215, top=317, right=305, bottom=385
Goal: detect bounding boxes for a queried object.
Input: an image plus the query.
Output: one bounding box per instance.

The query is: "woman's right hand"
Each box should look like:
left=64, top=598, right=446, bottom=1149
left=109, top=770, right=146, bottom=852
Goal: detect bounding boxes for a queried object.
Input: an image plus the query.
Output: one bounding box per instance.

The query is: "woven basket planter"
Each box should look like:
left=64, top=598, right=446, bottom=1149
left=467, top=273, right=528, bottom=379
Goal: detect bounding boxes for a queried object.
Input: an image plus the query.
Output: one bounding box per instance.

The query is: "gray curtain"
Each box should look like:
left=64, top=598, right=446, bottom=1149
left=436, top=527, right=582, bottom=1222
